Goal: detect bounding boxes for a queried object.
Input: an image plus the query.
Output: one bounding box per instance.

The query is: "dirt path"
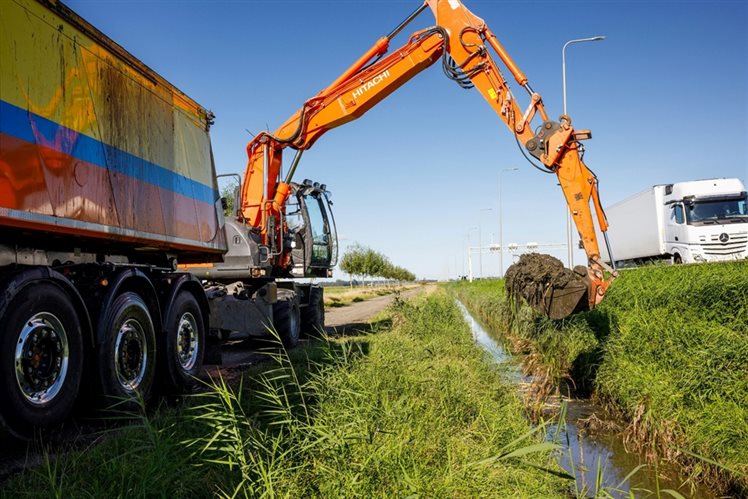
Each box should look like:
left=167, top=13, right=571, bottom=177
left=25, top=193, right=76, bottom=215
left=218, top=284, right=433, bottom=370
left=324, top=284, right=432, bottom=334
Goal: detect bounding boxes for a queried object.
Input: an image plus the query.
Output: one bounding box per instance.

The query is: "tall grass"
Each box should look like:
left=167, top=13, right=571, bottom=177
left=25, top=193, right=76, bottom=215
left=0, top=403, right=211, bottom=497
left=595, top=262, right=748, bottom=492
left=191, top=291, right=570, bottom=497
left=451, top=261, right=748, bottom=494
left=1, top=290, right=570, bottom=497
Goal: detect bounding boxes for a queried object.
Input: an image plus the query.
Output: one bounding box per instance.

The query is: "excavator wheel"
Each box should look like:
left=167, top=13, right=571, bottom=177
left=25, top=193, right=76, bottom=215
left=504, top=254, right=591, bottom=320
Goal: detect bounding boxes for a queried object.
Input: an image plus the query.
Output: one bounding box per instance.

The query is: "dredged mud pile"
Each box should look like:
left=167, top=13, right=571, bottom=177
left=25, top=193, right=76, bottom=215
left=504, top=253, right=588, bottom=319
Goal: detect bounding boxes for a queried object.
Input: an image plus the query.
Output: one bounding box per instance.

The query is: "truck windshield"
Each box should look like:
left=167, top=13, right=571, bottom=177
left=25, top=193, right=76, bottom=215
left=686, top=196, right=748, bottom=224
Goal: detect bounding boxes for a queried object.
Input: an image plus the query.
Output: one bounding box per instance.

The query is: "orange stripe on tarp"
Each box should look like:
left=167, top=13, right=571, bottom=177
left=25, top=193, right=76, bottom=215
left=0, top=132, right=220, bottom=247
left=0, top=100, right=216, bottom=205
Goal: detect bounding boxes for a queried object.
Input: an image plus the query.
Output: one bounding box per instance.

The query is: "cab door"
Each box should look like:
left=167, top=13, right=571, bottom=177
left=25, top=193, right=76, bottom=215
left=299, top=190, right=338, bottom=276
left=664, top=202, right=688, bottom=261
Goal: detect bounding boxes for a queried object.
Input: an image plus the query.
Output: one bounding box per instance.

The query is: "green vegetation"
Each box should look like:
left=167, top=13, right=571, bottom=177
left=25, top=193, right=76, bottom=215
left=595, top=262, right=748, bottom=491
left=2, top=291, right=569, bottom=497
left=220, top=182, right=237, bottom=217
left=451, top=261, right=748, bottom=493
left=339, top=244, right=416, bottom=284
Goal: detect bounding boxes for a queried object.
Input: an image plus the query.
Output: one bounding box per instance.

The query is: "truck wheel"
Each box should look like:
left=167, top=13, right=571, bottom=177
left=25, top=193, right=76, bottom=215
left=273, top=291, right=301, bottom=348
left=301, top=287, right=325, bottom=336
left=97, top=292, right=156, bottom=410
left=0, top=283, right=83, bottom=438
left=160, top=291, right=204, bottom=394
left=673, top=254, right=683, bottom=264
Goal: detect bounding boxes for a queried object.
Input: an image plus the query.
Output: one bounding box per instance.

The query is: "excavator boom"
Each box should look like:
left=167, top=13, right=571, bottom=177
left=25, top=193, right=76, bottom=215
left=238, top=0, right=617, bottom=318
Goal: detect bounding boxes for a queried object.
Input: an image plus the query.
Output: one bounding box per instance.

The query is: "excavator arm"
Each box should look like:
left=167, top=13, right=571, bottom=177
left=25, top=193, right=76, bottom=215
left=239, top=23, right=445, bottom=229
left=425, top=0, right=617, bottom=312
left=239, top=0, right=617, bottom=316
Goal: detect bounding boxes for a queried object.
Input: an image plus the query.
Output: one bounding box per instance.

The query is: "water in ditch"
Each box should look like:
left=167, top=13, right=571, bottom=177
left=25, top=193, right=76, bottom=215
left=456, top=300, right=717, bottom=498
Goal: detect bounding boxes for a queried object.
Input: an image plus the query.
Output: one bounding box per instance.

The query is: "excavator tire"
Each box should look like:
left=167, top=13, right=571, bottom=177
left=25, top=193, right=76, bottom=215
left=504, top=253, right=590, bottom=320
left=301, top=286, right=325, bottom=337
left=273, top=290, right=301, bottom=348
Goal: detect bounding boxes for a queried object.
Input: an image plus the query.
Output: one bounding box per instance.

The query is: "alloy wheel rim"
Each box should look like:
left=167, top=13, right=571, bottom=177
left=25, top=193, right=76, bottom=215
left=15, top=312, right=69, bottom=405
left=176, top=312, right=198, bottom=371
left=114, top=318, right=147, bottom=390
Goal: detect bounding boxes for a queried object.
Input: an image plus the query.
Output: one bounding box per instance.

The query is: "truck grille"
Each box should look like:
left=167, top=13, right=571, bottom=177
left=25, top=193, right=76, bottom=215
left=699, top=231, right=748, bottom=255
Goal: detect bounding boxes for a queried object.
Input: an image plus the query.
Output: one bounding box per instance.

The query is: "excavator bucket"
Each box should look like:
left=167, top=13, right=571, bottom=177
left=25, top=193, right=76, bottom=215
left=504, top=253, right=591, bottom=320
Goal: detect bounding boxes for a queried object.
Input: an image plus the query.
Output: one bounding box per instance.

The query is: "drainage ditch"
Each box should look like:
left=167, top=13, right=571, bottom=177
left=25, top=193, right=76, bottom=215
left=456, top=300, right=716, bottom=498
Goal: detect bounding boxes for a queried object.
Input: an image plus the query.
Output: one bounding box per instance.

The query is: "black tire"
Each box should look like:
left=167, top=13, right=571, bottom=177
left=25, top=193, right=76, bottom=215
left=301, top=286, right=325, bottom=336
left=0, top=282, right=83, bottom=438
left=97, top=292, right=156, bottom=410
left=273, top=291, right=301, bottom=348
left=160, top=291, right=205, bottom=394
left=673, top=254, right=683, bottom=264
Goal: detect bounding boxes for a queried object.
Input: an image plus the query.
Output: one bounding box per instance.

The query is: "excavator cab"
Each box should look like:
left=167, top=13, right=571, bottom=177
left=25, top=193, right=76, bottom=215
left=286, top=180, right=338, bottom=278
left=183, top=177, right=336, bottom=281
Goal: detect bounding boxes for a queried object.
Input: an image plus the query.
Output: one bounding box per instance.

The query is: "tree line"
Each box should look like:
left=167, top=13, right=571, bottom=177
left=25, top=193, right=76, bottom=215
left=340, top=244, right=416, bottom=284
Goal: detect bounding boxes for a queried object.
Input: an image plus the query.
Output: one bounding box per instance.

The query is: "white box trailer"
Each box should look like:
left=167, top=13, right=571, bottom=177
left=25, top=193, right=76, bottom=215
left=600, top=178, right=748, bottom=265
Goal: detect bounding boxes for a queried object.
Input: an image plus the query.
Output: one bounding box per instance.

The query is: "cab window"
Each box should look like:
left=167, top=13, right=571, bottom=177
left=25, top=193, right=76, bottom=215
left=673, top=204, right=685, bottom=224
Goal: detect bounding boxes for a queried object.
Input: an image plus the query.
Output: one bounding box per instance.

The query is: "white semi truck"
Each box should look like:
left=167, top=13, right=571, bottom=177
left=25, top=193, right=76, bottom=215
left=600, top=178, right=748, bottom=266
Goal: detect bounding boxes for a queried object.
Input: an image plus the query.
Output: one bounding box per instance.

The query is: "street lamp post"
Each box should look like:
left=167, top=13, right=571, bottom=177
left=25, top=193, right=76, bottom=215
left=467, top=227, right=478, bottom=282
left=498, top=168, right=518, bottom=278
left=478, top=208, right=492, bottom=278
left=562, top=35, right=605, bottom=268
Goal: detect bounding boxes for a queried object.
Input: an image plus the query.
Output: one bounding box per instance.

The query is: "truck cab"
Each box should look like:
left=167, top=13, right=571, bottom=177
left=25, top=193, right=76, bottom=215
left=664, top=178, right=748, bottom=263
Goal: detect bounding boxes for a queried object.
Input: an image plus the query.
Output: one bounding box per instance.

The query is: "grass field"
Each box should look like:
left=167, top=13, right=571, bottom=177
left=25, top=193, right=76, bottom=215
left=1, top=290, right=569, bottom=497
left=451, top=261, right=748, bottom=494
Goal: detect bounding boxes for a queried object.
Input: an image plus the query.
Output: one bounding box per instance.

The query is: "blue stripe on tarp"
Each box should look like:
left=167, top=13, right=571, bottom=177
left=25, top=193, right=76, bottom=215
left=0, top=99, right=218, bottom=205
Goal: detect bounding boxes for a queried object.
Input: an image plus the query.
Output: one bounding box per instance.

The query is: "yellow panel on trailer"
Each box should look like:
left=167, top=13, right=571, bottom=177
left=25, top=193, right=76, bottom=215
left=0, top=0, right=227, bottom=261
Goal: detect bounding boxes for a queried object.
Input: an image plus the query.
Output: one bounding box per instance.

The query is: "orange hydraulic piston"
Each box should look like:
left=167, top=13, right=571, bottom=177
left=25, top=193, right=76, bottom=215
left=424, top=0, right=528, bottom=86
left=273, top=181, right=292, bottom=210
left=327, top=37, right=390, bottom=91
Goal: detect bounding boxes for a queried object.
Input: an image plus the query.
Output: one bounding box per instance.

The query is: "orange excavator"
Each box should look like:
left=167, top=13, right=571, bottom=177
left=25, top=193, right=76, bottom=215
left=232, top=0, right=618, bottom=318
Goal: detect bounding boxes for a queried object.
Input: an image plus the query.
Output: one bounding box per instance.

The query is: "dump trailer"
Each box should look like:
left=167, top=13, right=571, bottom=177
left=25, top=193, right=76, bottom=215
left=0, top=0, right=332, bottom=438
left=599, top=178, right=748, bottom=266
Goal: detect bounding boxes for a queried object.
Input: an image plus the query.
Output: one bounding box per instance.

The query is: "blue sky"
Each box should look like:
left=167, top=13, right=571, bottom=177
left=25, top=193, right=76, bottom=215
left=67, top=0, right=747, bottom=280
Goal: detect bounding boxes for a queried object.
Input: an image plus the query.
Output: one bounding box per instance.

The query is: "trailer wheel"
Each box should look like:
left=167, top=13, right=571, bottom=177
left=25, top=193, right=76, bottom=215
left=160, top=291, right=204, bottom=394
left=273, top=291, right=301, bottom=348
left=0, top=283, right=83, bottom=437
left=301, top=287, right=325, bottom=336
left=98, top=292, right=156, bottom=409
left=673, top=254, right=683, bottom=264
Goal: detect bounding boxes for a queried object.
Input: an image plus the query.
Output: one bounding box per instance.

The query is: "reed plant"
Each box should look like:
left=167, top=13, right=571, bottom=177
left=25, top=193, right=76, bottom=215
left=451, top=261, right=748, bottom=493
left=190, top=291, right=570, bottom=497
